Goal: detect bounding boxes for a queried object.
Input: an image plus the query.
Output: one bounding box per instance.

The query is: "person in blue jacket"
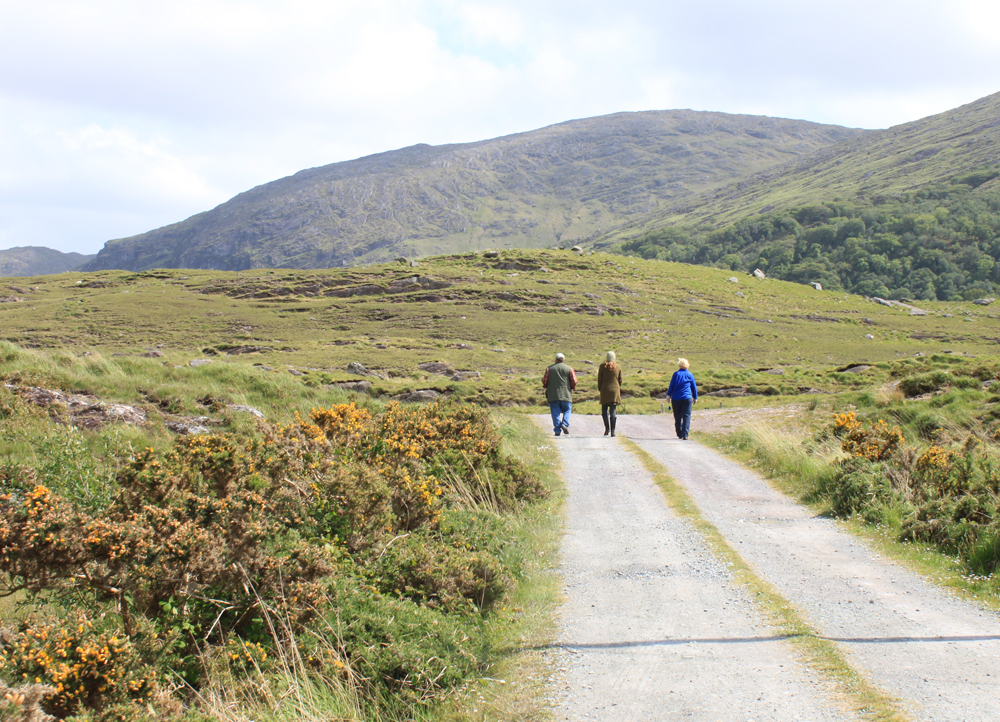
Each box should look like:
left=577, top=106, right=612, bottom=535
left=666, top=357, right=698, bottom=440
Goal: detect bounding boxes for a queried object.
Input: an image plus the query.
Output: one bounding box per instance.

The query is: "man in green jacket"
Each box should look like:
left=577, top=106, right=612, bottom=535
left=542, top=352, right=577, bottom=436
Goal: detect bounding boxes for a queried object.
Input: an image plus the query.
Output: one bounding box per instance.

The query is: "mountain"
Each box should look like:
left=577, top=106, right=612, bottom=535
left=83, top=111, right=863, bottom=272
left=0, top=246, right=96, bottom=277
left=607, top=92, right=1000, bottom=302
left=602, top=90, right=1000, bottom=239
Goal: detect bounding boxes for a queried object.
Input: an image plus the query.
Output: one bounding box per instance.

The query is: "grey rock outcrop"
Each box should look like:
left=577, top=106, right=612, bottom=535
left=418, top=361, right=456, bottom=375
left=392, top=389, right=441, bottom=403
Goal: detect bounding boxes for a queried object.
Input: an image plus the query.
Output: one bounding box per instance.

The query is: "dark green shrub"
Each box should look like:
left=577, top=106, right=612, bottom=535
left=828, top=457, right=894, bottom=517
left=900, top=371, right=952, bottom=397
left=329, top=580, right=478, bottom=700
left=966, top=528, right=1000, bottom=575
left=365, top=528, right=508, bottom=611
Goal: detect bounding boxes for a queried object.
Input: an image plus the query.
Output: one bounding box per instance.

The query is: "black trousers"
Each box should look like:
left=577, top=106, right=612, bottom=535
left=672, top=398, right=693, bottom=438
left=601, top=403, right=617, bottom=430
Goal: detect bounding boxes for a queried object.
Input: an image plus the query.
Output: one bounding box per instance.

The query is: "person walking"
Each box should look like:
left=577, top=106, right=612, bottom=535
left=667, top=357, right=698, bottom=440
left=597, top=351, right=622, bottom=436
left=542, top=352, right=577, bottom=436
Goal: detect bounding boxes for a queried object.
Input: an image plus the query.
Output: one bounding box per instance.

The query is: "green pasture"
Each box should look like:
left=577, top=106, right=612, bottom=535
left=3, top=250, right=999, bottom=413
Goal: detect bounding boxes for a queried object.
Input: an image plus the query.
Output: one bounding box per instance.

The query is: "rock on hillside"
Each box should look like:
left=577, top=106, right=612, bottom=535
left=0, top=246, right=96, bottom=277
left=83, top=111, right=864, bottom=272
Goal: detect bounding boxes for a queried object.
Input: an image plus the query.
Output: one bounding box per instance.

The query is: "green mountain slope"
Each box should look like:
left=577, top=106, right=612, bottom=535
left=0, top=246, right=95, bottom=277
left=607, top=92, right=1000, bottom=301
left=83, top=112, right=862, bottom=272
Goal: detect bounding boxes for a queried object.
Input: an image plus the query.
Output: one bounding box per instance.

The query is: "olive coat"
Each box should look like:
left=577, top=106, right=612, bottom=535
left=597, top=362, right=622, bottom=404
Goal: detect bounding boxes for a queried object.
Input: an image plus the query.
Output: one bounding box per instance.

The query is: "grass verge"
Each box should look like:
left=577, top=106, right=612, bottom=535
left=434, top=412, right=564, bottom=722
left=620, top=436, right=909, bottom=722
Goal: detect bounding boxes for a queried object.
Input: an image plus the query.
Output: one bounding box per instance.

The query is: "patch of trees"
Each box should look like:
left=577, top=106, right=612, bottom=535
left=617, top=168, right=1000, bottom=301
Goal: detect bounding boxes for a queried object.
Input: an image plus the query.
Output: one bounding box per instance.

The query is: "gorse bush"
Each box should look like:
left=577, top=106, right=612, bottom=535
left=0, top=400, right=545, bottom=719
left=824, top=411, right=1000, bottom=576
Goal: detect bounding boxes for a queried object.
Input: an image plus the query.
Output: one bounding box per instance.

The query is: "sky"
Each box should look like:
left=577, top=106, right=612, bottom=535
left=2, top=0, right=999, bottom=256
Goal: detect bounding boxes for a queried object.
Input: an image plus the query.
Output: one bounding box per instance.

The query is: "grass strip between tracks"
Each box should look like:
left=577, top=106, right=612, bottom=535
left=620, top=436, right=910, bottom=722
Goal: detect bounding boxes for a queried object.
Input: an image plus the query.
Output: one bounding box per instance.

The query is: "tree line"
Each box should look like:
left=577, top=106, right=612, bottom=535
left=617, top=168, right=1000, bottom=301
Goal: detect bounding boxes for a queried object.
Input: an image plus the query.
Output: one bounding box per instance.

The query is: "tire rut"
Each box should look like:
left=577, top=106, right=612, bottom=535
left=624, top=414, right=1000, bottom=722
left=538, top=415, right=857, bottom=721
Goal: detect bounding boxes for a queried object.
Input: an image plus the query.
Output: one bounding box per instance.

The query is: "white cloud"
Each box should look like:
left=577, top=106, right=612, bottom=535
left=1, top=0, right=999, bottom=255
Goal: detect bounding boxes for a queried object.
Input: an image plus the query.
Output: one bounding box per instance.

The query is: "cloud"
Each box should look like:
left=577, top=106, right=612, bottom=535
left=1, top=0, right=999, bottom=255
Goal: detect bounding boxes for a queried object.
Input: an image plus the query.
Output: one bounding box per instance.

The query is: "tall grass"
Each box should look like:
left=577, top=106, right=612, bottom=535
left=712, top=421, right=840, bottom=503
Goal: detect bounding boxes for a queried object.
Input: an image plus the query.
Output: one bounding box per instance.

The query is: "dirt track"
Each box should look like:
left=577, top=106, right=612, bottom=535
left=540, top=412, right=1000, bottom=722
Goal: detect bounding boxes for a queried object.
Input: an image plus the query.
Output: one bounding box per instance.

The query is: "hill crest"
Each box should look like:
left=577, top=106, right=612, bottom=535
left=83, top=110, right=864, bottom=272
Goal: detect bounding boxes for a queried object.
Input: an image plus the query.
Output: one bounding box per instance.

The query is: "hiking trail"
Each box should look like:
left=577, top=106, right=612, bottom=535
left=539, top=413, right=1000, bottom=722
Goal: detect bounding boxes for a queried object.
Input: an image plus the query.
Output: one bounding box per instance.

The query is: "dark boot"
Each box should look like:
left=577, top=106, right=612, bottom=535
left=610, top=417, right=617, bottom=437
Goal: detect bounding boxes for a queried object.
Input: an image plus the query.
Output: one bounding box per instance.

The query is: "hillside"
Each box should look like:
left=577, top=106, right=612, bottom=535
left=0, top=246, right=95, bottom=277
left=606, top=93, right=1000, bottom=300
left=10, top=249, right=1000, bottom=408
left=82, top=112, right=863, bottom=272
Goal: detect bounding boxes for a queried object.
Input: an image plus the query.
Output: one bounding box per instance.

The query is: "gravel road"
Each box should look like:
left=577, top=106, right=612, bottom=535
left=541, top=412, right=1000, bottom=721
left=539, top=414, right=856, bottom=721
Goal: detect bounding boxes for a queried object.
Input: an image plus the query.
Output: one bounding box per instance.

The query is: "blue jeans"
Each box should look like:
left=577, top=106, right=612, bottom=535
left=672, top=398, right=693, bottom=439
left=549, top=401, right=572, bottom=434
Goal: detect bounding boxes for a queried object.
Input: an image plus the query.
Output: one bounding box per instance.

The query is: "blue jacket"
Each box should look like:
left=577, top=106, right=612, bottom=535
left=667, top=369, right=698, bottom=401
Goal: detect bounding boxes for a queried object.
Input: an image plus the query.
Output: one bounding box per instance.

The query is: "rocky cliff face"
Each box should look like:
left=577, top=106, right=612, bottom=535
left=84, top=110, right=865, bottom=272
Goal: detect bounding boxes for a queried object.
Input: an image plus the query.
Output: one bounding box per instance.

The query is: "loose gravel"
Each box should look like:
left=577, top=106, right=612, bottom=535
left=625, top=413, right=1000, bottom=722
left=539, top=415, right=856, bottom=721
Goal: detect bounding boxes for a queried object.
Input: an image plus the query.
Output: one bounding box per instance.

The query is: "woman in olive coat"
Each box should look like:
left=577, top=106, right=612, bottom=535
left=597, top=351, right=623, bottom=436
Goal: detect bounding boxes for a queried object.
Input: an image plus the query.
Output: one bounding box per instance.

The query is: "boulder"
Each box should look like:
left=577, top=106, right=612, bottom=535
left=974, top=298, right=995, bottom=306
left=227, top=404, right=266, bottom=419
left=865, top=334, right=875, bottom=340
left=189, top=359, right=212, bottom=367
left=728, top=277, right=739, bottom=284
left=336, top=380, right=373, bottom=394
left=451, top=371, right=482, bottom=381
left=141, top=350, right=164, bottom=358
left=811, top=282, right=823, bottom=291
left=98, top=403, right=147, bottom=425
left=392, top=389, right=441, bottom=403
left=346, top=362, right=372, bottom=376
left=166, top=419, right=211, bottom=435
left=418, top=361, right=456, bottom=375
left=752, top=269, right=766, bottom=279
left=735, top=291, right=745, bottom=298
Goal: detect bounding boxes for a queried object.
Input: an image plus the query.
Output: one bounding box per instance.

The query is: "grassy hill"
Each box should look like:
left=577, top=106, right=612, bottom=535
left=606, top=93, right=1000, bottom=301
left=0, top=246, right=95, bottom=277
left=604, top=91, right=1000, bottom=236
left=82, top=112, right=862, bottom=272
left=10, top=250, right=1000, bottom=410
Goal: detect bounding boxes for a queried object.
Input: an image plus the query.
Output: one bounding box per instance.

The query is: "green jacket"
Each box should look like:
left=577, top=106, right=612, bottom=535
left=543, top=362, right=577, bottom=403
